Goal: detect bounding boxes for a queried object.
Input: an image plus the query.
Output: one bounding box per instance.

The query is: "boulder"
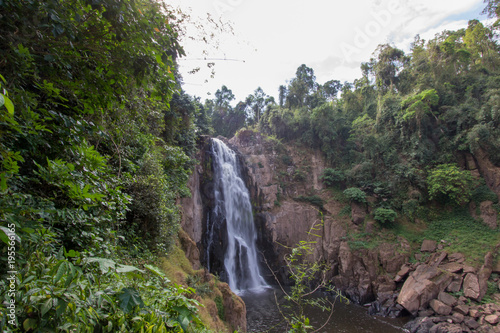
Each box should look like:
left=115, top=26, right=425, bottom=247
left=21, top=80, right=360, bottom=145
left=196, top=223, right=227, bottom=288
left=477, top=252, right=494, bottom=302
left=448, top=253, right=465, bottom=263
left=394, top=264, right=412, bottom=282
left=397, top=264, right=453, bottom=315
left=428, top=252, right=447, bottom=267
left=430, top=299, right=452, bottom=316
left=429, top=322, right=463, bottom=333
left=454, top=304, right=470, bottom=316
left=465, top=318, right=480, bottom=330
left=440, top=262, right=463, bottom=274
left=446, top=276, right=463, bottom=293
left=469, top=308, right=481, bottom=318
left=463, top=273, right=481, bottom=300
left=438, top=292, right=457, bottom=307
left=485, top=314, right=500, bottom=325
left=404, top=317, right=435, bottom=333
left=421, top=240, right=437, bottom=252
left=450, top=312, right=465, bottom=324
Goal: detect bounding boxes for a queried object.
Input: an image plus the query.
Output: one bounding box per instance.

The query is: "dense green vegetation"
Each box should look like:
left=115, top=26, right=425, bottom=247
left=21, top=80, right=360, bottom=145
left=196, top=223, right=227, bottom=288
left=204, top=6, right=500, bottom=226
left=1, top=0, right=500, bottom=331
left=0, top=0, right=212, bottom=331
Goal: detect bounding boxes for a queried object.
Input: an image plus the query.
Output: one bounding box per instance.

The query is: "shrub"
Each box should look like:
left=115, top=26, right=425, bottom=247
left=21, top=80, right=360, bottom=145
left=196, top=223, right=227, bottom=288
left=426, top=164, right=474, bottom=205
left=374, top=208, right=398, bottom=224
left=320, top=168, right=345, bottom=187
left=343, top=187, right=367, bottom=204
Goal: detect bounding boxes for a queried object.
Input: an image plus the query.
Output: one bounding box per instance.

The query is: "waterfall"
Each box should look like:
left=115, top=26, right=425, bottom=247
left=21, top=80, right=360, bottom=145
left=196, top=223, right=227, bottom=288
left=209, top=138, right=268, bottom=293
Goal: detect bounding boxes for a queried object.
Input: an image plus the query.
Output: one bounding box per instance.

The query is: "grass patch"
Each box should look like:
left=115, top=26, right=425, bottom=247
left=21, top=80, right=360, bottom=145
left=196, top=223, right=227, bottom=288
left=338, top=204, right=351, bottom=218
left=159, top=244, right=194, bottom=282
left=422, top=209, right=500, bottom=263
left=347, top=231, right=381, bottom=251
left=214, top=296, right=225, bottom=321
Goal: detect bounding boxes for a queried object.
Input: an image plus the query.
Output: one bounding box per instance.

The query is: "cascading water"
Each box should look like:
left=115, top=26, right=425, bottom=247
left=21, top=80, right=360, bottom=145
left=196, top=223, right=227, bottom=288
left=209, top=138, right=268, bottom=293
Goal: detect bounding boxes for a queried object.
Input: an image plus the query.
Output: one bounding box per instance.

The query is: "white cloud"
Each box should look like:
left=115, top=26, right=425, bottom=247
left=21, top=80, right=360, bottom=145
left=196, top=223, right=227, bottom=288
left=172, top=0, right=487, bottom=101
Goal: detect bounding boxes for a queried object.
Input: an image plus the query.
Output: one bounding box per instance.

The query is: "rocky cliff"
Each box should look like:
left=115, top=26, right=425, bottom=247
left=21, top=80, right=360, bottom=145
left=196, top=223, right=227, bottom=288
left=179, top=132, right=500, bottom=332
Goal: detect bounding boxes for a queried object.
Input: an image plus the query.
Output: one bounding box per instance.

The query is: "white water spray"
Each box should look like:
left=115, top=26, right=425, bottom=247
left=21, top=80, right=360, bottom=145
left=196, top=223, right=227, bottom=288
left=211, top=138, right=268, bottom=293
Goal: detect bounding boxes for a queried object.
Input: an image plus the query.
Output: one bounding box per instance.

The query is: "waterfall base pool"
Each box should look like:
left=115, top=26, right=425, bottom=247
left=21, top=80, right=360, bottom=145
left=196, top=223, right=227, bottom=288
left=240, top=288, right=410, bottom=333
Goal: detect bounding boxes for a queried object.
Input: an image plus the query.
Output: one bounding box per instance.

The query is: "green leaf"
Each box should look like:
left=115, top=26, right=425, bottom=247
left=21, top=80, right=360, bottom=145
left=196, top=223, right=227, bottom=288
left=23, top=319, right=38, bottom=331
left=144, top=264, right=169, bottom=281
left=0, top=228, right=9, bottom=245
left=56, top=299, right=68, bottom=316
left=85, top=257, right=116, bottom=273
left=54, top=261, right=67, bottom=284
left=116, top=264, right=143, bottom=274
left=118, top=287, right=144, bottom=313
left=41, top=298, right=52, bottom=316
left=1, top=93, right=14, bottom=114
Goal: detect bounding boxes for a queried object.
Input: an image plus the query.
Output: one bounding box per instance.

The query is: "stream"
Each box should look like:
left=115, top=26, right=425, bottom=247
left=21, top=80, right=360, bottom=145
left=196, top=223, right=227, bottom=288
left=241, top=288, right=409, bottom=333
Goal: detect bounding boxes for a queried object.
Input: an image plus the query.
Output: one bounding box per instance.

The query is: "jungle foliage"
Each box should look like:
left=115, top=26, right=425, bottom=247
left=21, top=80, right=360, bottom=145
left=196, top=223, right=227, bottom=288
left=0, top=0, right=213, bottom=331
left=205, top=12, right=500, bottom=219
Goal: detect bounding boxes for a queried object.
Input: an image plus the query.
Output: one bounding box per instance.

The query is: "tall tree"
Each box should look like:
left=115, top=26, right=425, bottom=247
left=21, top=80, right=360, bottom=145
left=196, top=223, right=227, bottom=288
left=286, top=64, right=317, bottom=108
left=245, top=87, right=275, bottom=125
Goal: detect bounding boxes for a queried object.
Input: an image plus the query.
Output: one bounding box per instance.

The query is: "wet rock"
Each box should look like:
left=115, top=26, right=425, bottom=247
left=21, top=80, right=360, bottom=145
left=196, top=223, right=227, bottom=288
left=429, top=322, right=463, bottom=333
left=418, top=309, right=435, bottom=317
left=421, top=240, right=437, bottom=252
left=404, top=317, right=435, bottom=333
left=430, top=299, right=452, bottom=316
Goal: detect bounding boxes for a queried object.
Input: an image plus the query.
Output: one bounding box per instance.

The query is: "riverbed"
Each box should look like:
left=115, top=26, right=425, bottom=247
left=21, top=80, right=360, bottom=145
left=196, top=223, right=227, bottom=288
left=241, top=288, right=409, bottom=332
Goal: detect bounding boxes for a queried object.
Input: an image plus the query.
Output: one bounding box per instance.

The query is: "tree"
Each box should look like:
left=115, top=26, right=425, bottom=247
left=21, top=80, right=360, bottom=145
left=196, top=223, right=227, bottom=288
left=371, top=44, right=408, bottom=93
left=279, top=85, right=288, bottom=107
left=322, top=80, right=342, bottom=101
left=245, top=87, right=274, bottom=125
left=286, top=64, right=317, bottom=108
left=215, top=85, right=235, bottom=109
left=464, top=20, right=499, bottom=70
left=483, top=0, right=500, bottom=27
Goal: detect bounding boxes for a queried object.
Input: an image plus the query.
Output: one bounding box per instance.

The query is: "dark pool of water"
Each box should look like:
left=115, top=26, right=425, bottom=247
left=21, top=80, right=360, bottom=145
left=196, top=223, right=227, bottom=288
left=240, top=288, right=410, bottom=333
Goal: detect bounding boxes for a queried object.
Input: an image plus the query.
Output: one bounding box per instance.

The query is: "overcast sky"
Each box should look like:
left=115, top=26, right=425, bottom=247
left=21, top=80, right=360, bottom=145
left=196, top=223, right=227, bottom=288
left=170, top=0, right=488, bottom=102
